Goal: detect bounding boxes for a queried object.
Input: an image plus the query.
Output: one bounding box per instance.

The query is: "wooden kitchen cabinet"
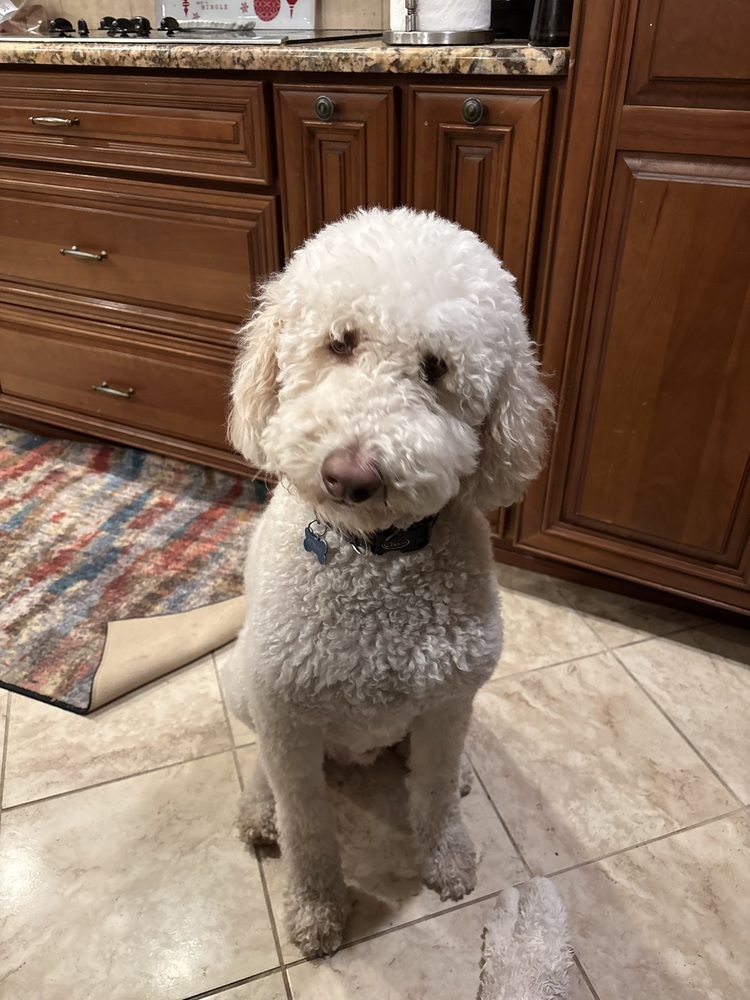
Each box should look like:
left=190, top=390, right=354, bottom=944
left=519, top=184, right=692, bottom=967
left=0, top=70, right=281, bottom=476
left=0, top=72, right=272, bottom=183
left=274, top=84, right=397, bottom=255
left=1, top=67, right=555, bottom=482
left=502, top=0, right=750, bottom=614
left=405, top=85, right=551, bottom=304
left=0, top=165, right=279, bottom=345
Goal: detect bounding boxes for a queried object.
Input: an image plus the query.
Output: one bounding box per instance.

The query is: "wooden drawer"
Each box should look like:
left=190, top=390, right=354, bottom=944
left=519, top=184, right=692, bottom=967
left=0, top=71, right=272, bottom=183
left=0, top=166, right=279, bottom=344
left=0, top=324, right=231, bottom=451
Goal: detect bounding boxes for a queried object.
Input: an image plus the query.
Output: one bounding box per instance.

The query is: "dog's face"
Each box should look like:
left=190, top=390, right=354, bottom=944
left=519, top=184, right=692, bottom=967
left=230, top=209, right=553, bottom=533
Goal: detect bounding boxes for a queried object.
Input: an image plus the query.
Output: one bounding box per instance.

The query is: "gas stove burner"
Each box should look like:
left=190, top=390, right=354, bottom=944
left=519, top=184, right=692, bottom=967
left=48, top=17, right=75, bottom=37
left=7, top=21, right=384, bottom=45
left=49, top=14, right=157, bottom=38
left=99, top=16, right=153, bottom=37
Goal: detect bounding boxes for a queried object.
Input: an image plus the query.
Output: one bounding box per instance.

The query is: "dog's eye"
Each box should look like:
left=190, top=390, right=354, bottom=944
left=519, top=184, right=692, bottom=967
left=421, top=354, right=448, bottom=384
left=329, top=331, right=357, bottom=357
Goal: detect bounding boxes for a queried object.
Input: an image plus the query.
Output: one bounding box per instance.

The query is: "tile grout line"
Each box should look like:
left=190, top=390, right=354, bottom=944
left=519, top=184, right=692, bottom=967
left=548, top=577, right=711, bottom=644
left=486, top=628, right=675, bottom=688
left=0, top=742, right=241, bottom=813
left=573, top=955, right=603, bottom=1000
left=0, top=692, right=11, bottom=822
left=212, top=653, right=294, bottom=1000
left=282, top=886, right=510, bottom=972
left=178, top=965, right=286, bottom=1000
left=543, top=805, right=745, bottom=879
left=495, top=614, right=720, bottom=684
left=254, top=848, right=293, bottom=1000
left=466, top=753, right=533, bottom=877
left=611, top=649, right=745, bottom=806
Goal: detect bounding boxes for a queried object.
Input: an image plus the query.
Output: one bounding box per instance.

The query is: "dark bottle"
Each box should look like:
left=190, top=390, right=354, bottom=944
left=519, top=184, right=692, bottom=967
left=529, top=0, right=573, bottom=46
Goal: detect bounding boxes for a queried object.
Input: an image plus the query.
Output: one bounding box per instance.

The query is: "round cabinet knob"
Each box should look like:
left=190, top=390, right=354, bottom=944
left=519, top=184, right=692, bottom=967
left=461, top=97, right=484, bottom=126
left=315, top=96, right=336, bottom=122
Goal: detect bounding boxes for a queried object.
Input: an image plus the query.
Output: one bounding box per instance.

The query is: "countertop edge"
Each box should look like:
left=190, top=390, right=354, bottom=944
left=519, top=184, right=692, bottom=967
left=0, top=40, right=570, bottom=76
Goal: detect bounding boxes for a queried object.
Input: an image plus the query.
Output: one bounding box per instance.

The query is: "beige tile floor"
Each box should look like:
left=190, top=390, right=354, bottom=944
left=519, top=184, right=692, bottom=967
left=1, top=565, right=748, bottom=999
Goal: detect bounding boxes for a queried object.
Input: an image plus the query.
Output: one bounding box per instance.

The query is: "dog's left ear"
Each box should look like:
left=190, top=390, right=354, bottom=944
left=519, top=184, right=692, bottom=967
left=466, top=330, right=555, bottom=512
left=228, top=280, right=282, bottom=471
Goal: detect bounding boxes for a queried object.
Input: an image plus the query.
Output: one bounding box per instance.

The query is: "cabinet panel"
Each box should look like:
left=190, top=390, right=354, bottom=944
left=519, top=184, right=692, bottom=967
left=0, top=72, right=272, bottom=183
left=570, top=154, right=750, bottom=567
left=0, top=166, right=279, bottom=344
left=406, top=86, right=551, bottom=304
left=628, top=0, right=750, bottom=109
left=523, top=148, right=750, bottom=610
left=0, top=323, right=231, bottom=451
left=274, top=85, right=396, bottom=255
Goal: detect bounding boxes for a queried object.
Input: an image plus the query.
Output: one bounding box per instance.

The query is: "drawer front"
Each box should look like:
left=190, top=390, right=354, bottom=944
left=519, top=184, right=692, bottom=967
left=0, top=325, right=231, bottom=450
left=0, top=71, right=271, bottom=183
left=0, top=166, right=279, bottom=342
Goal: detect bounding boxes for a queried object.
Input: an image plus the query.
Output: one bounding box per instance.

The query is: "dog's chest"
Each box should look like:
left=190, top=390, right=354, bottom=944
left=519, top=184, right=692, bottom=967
left=254, top=527, right=501, bottom=710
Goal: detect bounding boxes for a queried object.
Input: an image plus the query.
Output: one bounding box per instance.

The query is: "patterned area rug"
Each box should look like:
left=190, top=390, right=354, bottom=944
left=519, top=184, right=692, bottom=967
left=0, top=426, right=266, bottom=714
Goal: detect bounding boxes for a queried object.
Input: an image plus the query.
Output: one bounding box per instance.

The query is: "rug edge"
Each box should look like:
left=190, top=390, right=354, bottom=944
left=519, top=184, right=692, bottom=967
left=87, top=596, right=246, bottom=712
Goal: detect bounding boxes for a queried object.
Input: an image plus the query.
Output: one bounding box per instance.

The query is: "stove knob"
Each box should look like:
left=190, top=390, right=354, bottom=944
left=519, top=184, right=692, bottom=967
left=113, top=17, right=136, bottom=33
left=159, top=16, right=180, bottom=36
left=98, top=16, right=116, bottom=29
left=131, top=16, right=151, bottom=36
left=49, top=17, right=74, bottom=35
left=77, top=18, right=89, bottom=36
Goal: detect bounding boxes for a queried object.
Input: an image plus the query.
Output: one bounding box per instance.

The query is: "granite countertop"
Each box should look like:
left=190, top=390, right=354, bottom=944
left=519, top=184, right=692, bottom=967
left=0, top=37, right=569, bottom=76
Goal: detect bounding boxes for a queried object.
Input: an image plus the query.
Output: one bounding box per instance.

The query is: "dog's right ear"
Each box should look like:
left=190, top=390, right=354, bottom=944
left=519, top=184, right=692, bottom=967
left=228, top=283, right=281, bottom=471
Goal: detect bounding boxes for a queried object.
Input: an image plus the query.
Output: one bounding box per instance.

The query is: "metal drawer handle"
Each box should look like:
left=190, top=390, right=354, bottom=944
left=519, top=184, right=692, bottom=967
left=91, top=381, right=135, bottom=399
left=29, top=116, right=80, bottom=127
left=461, top=98, right=484, bottom=125
left=60, top=246, right=108, bottom=262
left=315, top=95, right=336, bottom=122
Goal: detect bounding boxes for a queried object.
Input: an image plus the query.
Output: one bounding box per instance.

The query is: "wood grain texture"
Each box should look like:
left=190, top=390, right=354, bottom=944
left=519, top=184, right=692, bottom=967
left=0, top=165, right=279, bottom=344
left=405, top=85, right=551, bottom=305
left=571, top=153, right=750, bottom=564
left=502, top=0, right=750, bottom=614
left=0, top=322, right=233, bottom=450
left=274, top=84, right=397, bottom=256
left=0, top=71, right=273, bottom=183
left=627, top=0, right=750, bottom=109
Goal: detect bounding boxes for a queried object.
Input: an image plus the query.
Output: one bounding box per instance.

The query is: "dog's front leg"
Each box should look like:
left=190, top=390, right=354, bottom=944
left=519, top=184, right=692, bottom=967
left=408, top=697, right=477, bottom=902
left=256, top=717, right=348, bottom=957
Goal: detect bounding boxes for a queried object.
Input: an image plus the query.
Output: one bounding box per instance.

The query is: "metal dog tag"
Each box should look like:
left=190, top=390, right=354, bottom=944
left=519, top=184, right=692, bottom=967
left=304, top=522, right=329, bottom=565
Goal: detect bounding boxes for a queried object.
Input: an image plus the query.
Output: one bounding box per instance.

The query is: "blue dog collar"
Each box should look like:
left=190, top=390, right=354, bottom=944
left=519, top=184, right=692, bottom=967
left=304, top=514, right=438, bottom=566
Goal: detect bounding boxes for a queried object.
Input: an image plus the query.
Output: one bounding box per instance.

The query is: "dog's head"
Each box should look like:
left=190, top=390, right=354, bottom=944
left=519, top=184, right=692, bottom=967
left=230, top=208, right=554, bottom=534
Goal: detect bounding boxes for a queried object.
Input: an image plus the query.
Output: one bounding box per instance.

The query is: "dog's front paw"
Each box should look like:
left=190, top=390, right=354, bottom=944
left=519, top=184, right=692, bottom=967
left=286, top=891, right=349, bottom=958
left=237, top=790, right=278, bottom=846
left=422, top=824, right=477, bottom=902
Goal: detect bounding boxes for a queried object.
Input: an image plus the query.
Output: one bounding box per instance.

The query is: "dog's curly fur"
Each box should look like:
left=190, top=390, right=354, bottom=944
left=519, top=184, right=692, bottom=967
left=478, top=879, right=572, bottom=1000
left=223, top=208, right=554, bottom=957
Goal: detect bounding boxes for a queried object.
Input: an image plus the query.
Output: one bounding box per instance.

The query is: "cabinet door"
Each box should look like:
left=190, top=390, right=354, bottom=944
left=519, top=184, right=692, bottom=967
left=274, top=85, right=396, bottom=256
left=508, top=2, right=750, bottom=614
left=520, top=130, right=750, bottom=611
left=567, top=154, right=749, bottom=569
left=405, top=86, right=551, bottom=304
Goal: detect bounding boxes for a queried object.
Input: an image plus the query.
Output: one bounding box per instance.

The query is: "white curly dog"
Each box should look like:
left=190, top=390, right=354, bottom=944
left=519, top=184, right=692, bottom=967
left=223, top=207, right=554, bottom=958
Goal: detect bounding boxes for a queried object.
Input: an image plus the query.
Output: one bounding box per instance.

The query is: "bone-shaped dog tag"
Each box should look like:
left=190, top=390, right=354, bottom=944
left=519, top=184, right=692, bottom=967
left=304, top=523, right=329, bottom=565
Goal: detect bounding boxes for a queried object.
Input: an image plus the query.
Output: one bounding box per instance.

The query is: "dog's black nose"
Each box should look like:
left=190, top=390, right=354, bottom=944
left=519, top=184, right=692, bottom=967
left=321, top=448, right=383, bottom=504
